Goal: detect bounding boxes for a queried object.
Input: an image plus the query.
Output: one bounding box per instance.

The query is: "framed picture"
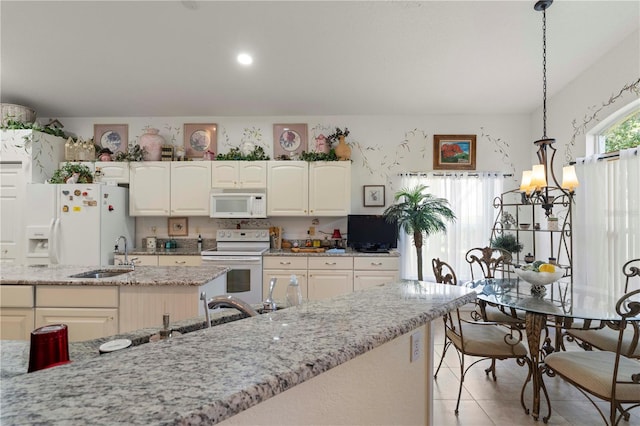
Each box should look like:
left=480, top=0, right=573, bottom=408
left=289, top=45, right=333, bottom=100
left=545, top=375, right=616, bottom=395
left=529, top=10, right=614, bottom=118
left=273, top=123, right=307, bottom=160
left=184, top=123, right=217, bottom=159
left=433, top=134, right=477, bottom=170
left=94, top=124, right=128, bottom=155
left=363, top=185, right=385, bottom=207
left=168, top=217, right=188, bottom=236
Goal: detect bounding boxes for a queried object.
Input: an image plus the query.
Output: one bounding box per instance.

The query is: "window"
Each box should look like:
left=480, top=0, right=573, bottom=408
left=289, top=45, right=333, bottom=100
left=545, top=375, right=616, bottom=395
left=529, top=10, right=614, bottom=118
left=596, top=108, right=640, bottom=154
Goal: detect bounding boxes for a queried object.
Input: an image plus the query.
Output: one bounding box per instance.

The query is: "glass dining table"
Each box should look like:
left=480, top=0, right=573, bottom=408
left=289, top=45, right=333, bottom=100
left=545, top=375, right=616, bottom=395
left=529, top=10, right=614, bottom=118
left=464, top=277, right=640, bottom=423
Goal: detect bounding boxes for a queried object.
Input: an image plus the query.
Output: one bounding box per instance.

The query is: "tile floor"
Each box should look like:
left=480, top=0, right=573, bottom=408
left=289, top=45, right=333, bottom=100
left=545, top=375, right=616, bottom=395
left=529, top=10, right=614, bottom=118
left=430, top=315, right=640, bottom=426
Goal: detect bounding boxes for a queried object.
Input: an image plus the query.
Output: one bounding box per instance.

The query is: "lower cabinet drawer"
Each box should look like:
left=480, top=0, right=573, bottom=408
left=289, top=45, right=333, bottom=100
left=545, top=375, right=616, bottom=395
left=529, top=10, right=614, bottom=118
left=0, top=285, right=34, bottom=308
left=36, top=286, right=119, bottom=308
left=308, top=257, right=353, bottom=270
left=353, top=257, right=399, bottom=271
left=158, top=256, right=202, bottom=266
left=263, top=256, right=308, bottom=269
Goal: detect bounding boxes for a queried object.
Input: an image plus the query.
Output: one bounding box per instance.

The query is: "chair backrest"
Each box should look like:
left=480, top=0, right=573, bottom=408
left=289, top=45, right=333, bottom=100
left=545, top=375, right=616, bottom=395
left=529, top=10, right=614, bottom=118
left=623, top=258, right=640, bottom=293
left=432, top=258, right=458, bottom=286
left=612, top=288, right=640, bottom=392
left=465, top=246, right=512, bottom=279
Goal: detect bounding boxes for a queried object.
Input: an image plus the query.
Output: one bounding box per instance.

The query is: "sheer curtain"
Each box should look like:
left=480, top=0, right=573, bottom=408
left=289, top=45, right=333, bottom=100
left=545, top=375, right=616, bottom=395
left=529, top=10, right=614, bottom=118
left=574, top=147, right=640, bottom=295
left=397, top=172, right=505, bottom=282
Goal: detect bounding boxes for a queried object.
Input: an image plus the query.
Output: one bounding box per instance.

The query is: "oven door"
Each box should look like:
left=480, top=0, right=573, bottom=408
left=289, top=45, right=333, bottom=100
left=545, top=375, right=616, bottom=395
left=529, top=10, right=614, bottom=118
left=201, top=255, right=263, bottom=305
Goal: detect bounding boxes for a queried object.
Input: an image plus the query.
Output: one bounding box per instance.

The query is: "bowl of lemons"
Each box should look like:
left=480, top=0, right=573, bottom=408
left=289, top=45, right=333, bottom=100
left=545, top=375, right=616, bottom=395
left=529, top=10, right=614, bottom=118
left=515, top=261, right=564, bottom=286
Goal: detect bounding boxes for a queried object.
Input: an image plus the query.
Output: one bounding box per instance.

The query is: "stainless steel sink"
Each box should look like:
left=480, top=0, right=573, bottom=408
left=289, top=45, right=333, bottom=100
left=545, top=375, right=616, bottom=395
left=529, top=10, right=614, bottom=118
left=68, top=269, right=133, bottom=279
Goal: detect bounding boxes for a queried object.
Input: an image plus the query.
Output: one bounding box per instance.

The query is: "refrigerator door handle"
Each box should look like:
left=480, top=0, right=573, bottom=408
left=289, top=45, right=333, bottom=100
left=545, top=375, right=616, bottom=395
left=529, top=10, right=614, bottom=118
left=49, top=218, right=60, bottom=264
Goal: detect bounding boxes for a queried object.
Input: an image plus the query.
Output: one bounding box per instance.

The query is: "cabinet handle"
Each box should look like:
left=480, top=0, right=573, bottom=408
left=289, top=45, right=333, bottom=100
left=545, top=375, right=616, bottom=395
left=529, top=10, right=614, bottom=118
left=325, top=262, right=337, bottom=265
left=175, top=260, right=186, bottom=265
left=280, top=261, right=291, bottom=265
left=371, top=262, right=383, bottom=266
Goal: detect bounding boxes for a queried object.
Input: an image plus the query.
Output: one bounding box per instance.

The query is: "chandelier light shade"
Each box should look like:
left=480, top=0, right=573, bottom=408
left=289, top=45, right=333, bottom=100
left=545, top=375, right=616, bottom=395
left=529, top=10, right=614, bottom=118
left=561, top=165, right=579, bottom=192
left=520, top=0, right=579, bottom=214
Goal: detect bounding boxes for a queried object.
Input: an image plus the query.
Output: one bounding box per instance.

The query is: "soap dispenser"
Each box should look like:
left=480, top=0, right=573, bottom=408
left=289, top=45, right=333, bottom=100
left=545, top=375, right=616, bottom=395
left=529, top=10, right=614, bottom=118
left=197, top=234, right=203, bottom=252
left=286, top=274, right=302, bottom=308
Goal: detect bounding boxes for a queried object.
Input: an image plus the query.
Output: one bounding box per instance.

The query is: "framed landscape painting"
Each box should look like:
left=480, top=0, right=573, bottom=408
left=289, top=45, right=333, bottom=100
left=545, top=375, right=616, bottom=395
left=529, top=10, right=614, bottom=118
left=433, top=134, right=476, bottom=170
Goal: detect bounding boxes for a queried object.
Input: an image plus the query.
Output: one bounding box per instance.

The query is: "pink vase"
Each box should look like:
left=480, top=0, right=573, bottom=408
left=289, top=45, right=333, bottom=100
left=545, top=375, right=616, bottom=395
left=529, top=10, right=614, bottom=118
left=138, top=128, right=165, bottom=161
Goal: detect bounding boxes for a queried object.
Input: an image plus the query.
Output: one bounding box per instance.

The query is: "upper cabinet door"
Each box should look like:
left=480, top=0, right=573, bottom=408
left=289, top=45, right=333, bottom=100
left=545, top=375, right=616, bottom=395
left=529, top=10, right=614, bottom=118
left=267, top=161, right=308, bottom=216
left=309, top=162, right=351, bottom=216
left=212, top=161, right=267, bottom=189
left=171, top=162, right=211, bottom=216
left=129, top=162, right=170, bottom=216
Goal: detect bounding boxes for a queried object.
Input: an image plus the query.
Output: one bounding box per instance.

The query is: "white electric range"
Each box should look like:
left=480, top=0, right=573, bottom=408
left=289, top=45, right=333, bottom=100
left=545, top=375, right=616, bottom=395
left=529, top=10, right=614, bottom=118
left=200, top=229, right=270, bottom=304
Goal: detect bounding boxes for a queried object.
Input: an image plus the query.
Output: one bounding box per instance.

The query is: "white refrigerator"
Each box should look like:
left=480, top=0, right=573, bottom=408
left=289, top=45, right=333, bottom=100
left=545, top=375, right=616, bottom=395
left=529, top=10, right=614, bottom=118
left=25, top=183, right=135, bottom=266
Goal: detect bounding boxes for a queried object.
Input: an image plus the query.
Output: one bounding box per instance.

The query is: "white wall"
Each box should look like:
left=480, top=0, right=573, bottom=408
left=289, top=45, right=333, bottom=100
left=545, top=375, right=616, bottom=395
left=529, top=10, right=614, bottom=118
left=54, top=113, right=531, bottom=244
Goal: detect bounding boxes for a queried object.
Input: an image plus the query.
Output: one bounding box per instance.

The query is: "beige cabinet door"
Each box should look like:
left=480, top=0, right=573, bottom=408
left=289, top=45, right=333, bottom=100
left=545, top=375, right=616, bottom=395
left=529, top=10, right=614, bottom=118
left=211, top=161, right=239, bottom=188
left=95, top=161, right=130, bottom=183
left=309, top=162, right=351, bottom=216
left=171, top=162, right=211, bottom=216
left=35, top=308, right=118, bottom=342
left=0, top=308, right=34, bottom=340
left=238, top=161, right=267, bottom=188
left=129, top=162, right=171, bottom=216
left=267, top=161, right=308, bottom=216
left=158, top=255, right=202, bottom=266
left=308, top=270, right=354, bottom=300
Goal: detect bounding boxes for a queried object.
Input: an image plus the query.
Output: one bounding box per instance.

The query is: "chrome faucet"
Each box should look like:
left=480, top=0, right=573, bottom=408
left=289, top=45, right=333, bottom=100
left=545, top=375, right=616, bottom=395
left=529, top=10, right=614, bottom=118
left=115, top=235, right=133, bottom=268
left=200, top=291, right=211, bottom=328
left=208, top=295, right=259, bottom=317
left=263, top=278, right=278, bottom=312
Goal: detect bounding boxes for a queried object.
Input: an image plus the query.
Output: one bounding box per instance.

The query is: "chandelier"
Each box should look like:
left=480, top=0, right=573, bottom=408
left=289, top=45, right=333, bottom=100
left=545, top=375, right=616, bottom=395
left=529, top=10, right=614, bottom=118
left=520, top=0, right=579, bottom=216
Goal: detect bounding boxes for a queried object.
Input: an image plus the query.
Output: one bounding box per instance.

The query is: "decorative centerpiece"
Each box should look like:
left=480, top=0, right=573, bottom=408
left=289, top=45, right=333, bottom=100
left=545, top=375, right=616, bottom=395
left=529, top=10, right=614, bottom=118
left=500, top=212, right=516, bottom=229
left=327, top=127, right=351, bottom=161
left=515, top=261, right=564, bottom=295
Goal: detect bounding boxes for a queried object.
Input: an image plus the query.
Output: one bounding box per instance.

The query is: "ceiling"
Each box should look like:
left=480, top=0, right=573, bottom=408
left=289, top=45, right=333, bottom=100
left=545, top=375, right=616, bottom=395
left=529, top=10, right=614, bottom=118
left=1, top=1, right=638, bottom=118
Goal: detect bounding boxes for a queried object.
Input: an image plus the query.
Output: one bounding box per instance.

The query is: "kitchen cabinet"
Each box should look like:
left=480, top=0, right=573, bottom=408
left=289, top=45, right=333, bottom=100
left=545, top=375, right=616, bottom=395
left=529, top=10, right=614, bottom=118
left=267, top=161, right=308, bottom=216
left=267, top=161, right=351, bottom=217
left=0, top=163, right=25, bottom=264
left=170, top=162, right=211, bottom=216
left=308, top=162, right=351, bottom=216
left=95, top=161, right=129, bottom=183
left=129, top=162, right=171, bottom=216
left=262, top=256, right=308, bottom=301
left=129, top=162, right=211, bottom=216
left=158, top=255, right=202, bottom=266
left=353, top=256, right=400, bottom=291
left=212, top=161, right=267, bottom=189
left=0, top=285, right=34, bottom=340
left=35, top=286, right=119, bottom=342
left=308, top=257, right=353, bottom=300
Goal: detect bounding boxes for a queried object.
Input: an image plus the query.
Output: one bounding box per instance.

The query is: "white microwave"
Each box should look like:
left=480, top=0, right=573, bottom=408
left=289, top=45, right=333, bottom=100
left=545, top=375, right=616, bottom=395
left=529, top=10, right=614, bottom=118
left=210, top=191, right=267, bottom=218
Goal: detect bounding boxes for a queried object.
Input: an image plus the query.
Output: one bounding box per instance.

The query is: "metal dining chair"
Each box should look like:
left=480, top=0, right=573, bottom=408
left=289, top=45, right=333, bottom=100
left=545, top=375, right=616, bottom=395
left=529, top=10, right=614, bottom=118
left=564, top=259, right=640, bottom=358
left=432, top=257, right=532, bottom=415
left=465, top=247, right=524, bottom=325
left=544, top=288, right=640, bottom=425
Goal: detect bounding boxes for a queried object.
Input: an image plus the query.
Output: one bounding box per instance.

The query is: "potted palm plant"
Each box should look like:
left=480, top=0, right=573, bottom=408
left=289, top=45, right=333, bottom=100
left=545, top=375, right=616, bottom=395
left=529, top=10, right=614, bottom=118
left=383, top=184, right=456, bottom=280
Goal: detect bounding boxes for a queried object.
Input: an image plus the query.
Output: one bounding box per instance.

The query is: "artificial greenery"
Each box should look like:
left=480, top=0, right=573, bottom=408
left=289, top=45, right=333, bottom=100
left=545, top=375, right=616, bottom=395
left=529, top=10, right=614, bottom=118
left=1, top=119, right=66, bottom=139
left=326, top=127, right=350, bottom=143
left=490, top=233, right=524, bottom=254
left=300, top=149, right=338, bottom=161
left=113, top=145, right=145, bottom=162
left=49, top=163, right=93, bottom=184
left=383, top=184, right=456, bottom=281
left=216, top=145, right=270, bottom=161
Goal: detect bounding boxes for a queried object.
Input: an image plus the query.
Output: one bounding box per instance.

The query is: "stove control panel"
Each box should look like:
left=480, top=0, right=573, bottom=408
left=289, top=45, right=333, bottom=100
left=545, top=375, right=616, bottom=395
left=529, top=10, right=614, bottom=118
left=216, top=229, right=270, bottom=242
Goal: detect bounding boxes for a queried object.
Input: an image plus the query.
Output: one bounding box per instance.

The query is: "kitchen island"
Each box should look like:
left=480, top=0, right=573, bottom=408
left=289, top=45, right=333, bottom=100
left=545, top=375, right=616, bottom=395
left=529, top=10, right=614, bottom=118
left=0, top=279, right=475, bottom=425
left=0, top=264, right=230, bottom=339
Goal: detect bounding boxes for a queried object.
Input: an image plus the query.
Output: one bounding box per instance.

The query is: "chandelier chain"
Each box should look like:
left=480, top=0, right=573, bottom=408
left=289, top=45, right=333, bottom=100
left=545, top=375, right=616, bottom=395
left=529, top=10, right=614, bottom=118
left=542, top=8, right=547, bottom=138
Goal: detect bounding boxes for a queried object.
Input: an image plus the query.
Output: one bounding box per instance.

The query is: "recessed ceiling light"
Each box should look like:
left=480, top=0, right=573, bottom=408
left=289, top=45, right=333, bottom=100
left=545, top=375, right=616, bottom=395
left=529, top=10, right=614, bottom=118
left=237, top=53, right=253, bottom=65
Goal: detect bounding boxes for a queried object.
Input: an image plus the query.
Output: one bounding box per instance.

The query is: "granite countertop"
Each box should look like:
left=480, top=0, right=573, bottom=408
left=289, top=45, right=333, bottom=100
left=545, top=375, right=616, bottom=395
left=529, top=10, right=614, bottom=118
left=0, top=280, right=475, bottom=425
left=0, top=264, right=229, bottom=286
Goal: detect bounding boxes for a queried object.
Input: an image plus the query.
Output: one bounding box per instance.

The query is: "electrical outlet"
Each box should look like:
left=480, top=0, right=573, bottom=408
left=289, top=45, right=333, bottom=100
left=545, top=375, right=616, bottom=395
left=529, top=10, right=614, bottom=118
left=410, top=330, right=423, bottom=362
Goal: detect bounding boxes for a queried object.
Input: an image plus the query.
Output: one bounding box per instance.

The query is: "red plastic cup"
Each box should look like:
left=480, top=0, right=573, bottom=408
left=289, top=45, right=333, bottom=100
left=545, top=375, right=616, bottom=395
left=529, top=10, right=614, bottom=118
left=28, top=324, right=71, bottom=373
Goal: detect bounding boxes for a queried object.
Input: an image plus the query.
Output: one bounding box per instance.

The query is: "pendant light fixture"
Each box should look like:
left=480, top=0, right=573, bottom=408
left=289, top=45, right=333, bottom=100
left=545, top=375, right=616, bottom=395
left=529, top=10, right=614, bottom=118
left=520, top=0, right=579, bottom=215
